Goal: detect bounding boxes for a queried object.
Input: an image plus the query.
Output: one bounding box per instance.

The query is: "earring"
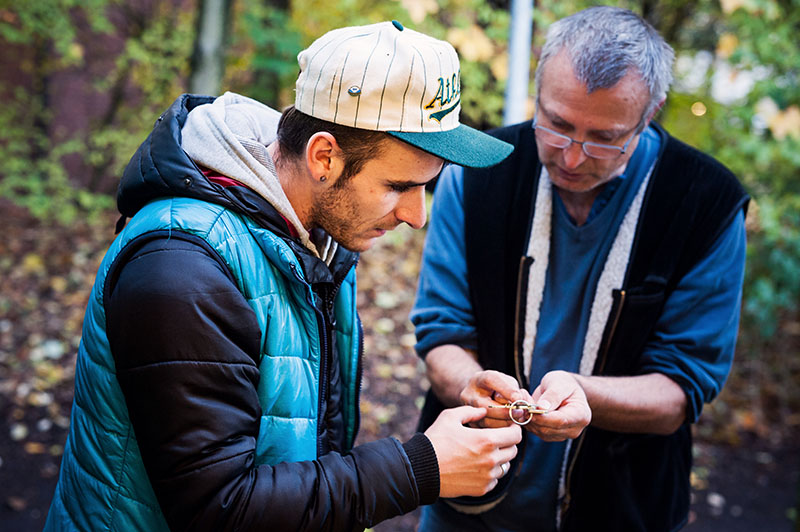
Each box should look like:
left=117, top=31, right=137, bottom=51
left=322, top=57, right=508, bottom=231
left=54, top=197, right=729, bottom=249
left=319, top=175, right=327, bottom=182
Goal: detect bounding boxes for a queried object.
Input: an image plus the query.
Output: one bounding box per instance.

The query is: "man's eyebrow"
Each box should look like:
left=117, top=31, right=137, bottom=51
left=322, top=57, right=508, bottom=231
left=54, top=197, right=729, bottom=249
left=538, top=101, right=627, bottom=138
left=387, top=178, right=433, bottom=188
left=387, top=163, right=446, bottom=188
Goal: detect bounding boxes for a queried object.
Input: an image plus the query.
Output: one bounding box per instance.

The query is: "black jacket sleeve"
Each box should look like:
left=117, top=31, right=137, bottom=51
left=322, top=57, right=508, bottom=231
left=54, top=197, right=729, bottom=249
left=105, top=234, right=439, bottom=531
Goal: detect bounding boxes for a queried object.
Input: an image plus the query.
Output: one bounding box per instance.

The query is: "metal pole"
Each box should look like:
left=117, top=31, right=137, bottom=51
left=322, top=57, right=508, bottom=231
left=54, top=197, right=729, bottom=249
left=503, top=0, right=533, bottom=125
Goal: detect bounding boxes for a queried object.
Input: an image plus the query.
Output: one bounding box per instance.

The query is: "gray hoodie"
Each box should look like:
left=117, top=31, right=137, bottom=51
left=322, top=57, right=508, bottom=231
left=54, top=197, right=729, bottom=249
left=181, top=92, right=337, bottom=260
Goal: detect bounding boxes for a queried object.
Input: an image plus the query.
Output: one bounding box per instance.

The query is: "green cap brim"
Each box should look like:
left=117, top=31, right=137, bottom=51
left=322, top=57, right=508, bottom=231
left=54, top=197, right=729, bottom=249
left=388, top=124, right=514, bottom=168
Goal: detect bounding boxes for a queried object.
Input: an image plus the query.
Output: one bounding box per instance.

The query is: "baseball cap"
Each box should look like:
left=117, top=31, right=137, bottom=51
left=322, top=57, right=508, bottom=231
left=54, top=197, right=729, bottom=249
left=294, top=20, right=513, bottom=168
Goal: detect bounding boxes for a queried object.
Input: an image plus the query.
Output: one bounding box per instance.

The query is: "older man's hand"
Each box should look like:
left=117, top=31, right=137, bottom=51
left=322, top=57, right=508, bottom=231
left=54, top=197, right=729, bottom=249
left=525, top=370, right=592, bottom=441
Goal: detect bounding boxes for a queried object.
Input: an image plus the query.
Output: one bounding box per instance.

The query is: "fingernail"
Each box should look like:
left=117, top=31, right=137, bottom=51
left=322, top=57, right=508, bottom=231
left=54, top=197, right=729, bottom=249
left=538, top=400, right=551, bottom=411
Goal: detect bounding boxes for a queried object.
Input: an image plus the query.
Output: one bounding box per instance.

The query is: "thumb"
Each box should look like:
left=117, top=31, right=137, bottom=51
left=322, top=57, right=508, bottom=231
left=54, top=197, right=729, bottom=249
left=533, top=372, right=575, bottom=412
left=450, top=405, right=488, bottom=425
left=534, top=390, right=560, bottom=412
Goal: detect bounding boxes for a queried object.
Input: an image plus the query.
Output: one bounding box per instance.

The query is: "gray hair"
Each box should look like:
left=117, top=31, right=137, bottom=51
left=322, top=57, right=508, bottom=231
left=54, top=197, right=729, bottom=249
left=534, top=6, right=674, bottom=121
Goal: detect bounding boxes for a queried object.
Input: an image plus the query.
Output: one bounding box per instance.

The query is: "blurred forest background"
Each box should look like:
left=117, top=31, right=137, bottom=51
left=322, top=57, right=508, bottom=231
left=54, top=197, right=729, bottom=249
left=0, top=0, right=798, bottom=530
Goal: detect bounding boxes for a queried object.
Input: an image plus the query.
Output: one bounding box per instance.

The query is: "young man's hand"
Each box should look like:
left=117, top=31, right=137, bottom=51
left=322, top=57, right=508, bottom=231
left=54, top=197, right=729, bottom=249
left=424, top=406, right=522, bottom=498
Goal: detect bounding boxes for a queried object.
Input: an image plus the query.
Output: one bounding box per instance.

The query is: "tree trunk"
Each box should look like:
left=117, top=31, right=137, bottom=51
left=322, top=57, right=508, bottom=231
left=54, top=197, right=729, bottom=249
left=189, top=0, right=234, bottom=96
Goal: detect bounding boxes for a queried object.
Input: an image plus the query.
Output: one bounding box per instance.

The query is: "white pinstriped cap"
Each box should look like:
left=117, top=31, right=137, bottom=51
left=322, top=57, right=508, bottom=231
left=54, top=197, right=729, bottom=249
left=294, top=21, right=513, bottom=168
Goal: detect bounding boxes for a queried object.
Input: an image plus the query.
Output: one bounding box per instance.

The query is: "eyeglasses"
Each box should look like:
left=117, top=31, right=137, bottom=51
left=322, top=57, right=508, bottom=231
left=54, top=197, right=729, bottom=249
left=532, top=117, right=640, bottom=160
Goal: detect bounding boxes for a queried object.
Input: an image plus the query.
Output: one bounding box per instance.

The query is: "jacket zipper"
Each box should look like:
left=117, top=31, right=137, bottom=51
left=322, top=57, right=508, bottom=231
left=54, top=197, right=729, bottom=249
left=512, top=255, right=532, bottom=388
left=501, top=256, right=534, bottom=482
left=287, top=248, right=357, bottom=458
left=315, top=289, right=331, bottom=458
left=286, top=262, right=328, bottom=459
left=315, top=256, right=357, bottom=456
left=351, top=317, right=364, bottom=448
left=560, top=289, right=626, bottom=526
left=316, top=281, right=345, bottom=457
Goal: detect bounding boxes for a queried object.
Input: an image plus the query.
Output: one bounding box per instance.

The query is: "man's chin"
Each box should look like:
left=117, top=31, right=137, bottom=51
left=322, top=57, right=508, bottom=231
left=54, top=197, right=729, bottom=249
left=548, top=170, right=601, bottom=195
left=338, top=236, right=378, bottom=253
left=547, top=166, right=588, bottom=188
left=334, top=228, right=394, bottom=253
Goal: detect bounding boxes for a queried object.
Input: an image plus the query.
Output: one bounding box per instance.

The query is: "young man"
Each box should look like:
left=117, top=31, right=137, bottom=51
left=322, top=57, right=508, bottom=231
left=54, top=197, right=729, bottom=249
left=43, top=21, right=528, bottom=532
left=412, top=6, right=748, bottom=532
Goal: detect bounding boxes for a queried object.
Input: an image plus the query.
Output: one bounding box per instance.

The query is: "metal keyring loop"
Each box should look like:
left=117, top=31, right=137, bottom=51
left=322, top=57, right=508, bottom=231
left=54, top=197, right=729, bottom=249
left=508, top=399, right=534, bottom=425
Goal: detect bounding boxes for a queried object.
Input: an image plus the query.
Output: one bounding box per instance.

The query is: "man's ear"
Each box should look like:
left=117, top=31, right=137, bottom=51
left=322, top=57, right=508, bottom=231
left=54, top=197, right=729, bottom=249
left=645, top=98, right=666, bottom=126
left=306, top=132, right=344, bottom=184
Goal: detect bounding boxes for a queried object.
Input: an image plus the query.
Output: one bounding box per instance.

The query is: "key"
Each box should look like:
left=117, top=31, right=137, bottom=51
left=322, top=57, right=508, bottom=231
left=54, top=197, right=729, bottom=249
left=487, top=399, right=548, bottom=425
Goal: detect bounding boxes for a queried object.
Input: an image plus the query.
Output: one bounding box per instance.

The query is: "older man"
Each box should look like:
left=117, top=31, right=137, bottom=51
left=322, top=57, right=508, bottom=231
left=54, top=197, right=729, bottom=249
left=412, top=7, right=748, bottom=531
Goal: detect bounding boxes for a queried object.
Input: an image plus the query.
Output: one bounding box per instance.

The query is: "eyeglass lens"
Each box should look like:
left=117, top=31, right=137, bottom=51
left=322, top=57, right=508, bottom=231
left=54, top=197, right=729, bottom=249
left=534, top=126, right=624, bottom=160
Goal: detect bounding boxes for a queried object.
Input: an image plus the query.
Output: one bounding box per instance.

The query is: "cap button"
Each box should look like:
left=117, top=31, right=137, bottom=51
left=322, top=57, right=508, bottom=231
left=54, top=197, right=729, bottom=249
left=391, top=20, right=404, bottom=31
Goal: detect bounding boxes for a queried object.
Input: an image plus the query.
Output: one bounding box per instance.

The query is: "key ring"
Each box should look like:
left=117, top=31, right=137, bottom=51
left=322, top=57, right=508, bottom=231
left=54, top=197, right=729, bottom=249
left=487, top=399, right=549, bottom=425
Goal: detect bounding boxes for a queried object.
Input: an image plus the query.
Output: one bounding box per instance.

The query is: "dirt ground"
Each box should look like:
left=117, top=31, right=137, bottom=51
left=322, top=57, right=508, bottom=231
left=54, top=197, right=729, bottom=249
left=1, top=203, right=798, bottom=531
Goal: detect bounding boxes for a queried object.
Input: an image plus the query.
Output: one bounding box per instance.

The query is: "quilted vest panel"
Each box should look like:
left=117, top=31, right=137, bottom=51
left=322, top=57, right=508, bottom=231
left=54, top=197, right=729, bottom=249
left=45, top=198, right=360, bottom=531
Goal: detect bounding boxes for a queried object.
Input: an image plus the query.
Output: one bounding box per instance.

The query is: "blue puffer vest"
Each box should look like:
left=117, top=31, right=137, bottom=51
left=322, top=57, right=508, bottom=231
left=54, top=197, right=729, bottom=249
left=45, top=197, right=361, bottom=531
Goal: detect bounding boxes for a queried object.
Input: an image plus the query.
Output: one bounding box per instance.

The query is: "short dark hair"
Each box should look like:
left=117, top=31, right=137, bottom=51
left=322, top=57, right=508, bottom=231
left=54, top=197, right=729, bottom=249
left=276, top=106, right=388, bottom=184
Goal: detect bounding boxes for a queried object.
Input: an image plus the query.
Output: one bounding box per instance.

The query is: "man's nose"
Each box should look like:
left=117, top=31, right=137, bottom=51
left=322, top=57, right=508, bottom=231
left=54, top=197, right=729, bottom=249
left=562, top=141, right=587, bottom=169
left=396, top=186, right=427, bottom=229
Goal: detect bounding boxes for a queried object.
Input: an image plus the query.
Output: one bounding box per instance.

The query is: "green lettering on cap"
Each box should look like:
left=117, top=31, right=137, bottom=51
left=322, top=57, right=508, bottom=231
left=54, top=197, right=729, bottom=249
left=429, top=100, right=460, bottom=122
left=392, top=20, right=404, bottom=31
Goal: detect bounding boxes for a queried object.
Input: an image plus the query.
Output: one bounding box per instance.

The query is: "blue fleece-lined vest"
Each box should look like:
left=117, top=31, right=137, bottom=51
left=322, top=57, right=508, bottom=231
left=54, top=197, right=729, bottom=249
left=45, top=197, right=360, bottom=532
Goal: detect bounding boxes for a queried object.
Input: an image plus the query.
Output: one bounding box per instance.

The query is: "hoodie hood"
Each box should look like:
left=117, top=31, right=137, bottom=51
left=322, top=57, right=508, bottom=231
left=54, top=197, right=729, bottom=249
left=118, top=93, right=323, bottom=257
left=119, top=94, right=216, bottom=219
left=181, top=92, right=316, bottom=252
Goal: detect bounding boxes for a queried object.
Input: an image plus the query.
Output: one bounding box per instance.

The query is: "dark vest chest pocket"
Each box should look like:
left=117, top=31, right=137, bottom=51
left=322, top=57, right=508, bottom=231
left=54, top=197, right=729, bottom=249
left=601, top=277, right=668, bottom=375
